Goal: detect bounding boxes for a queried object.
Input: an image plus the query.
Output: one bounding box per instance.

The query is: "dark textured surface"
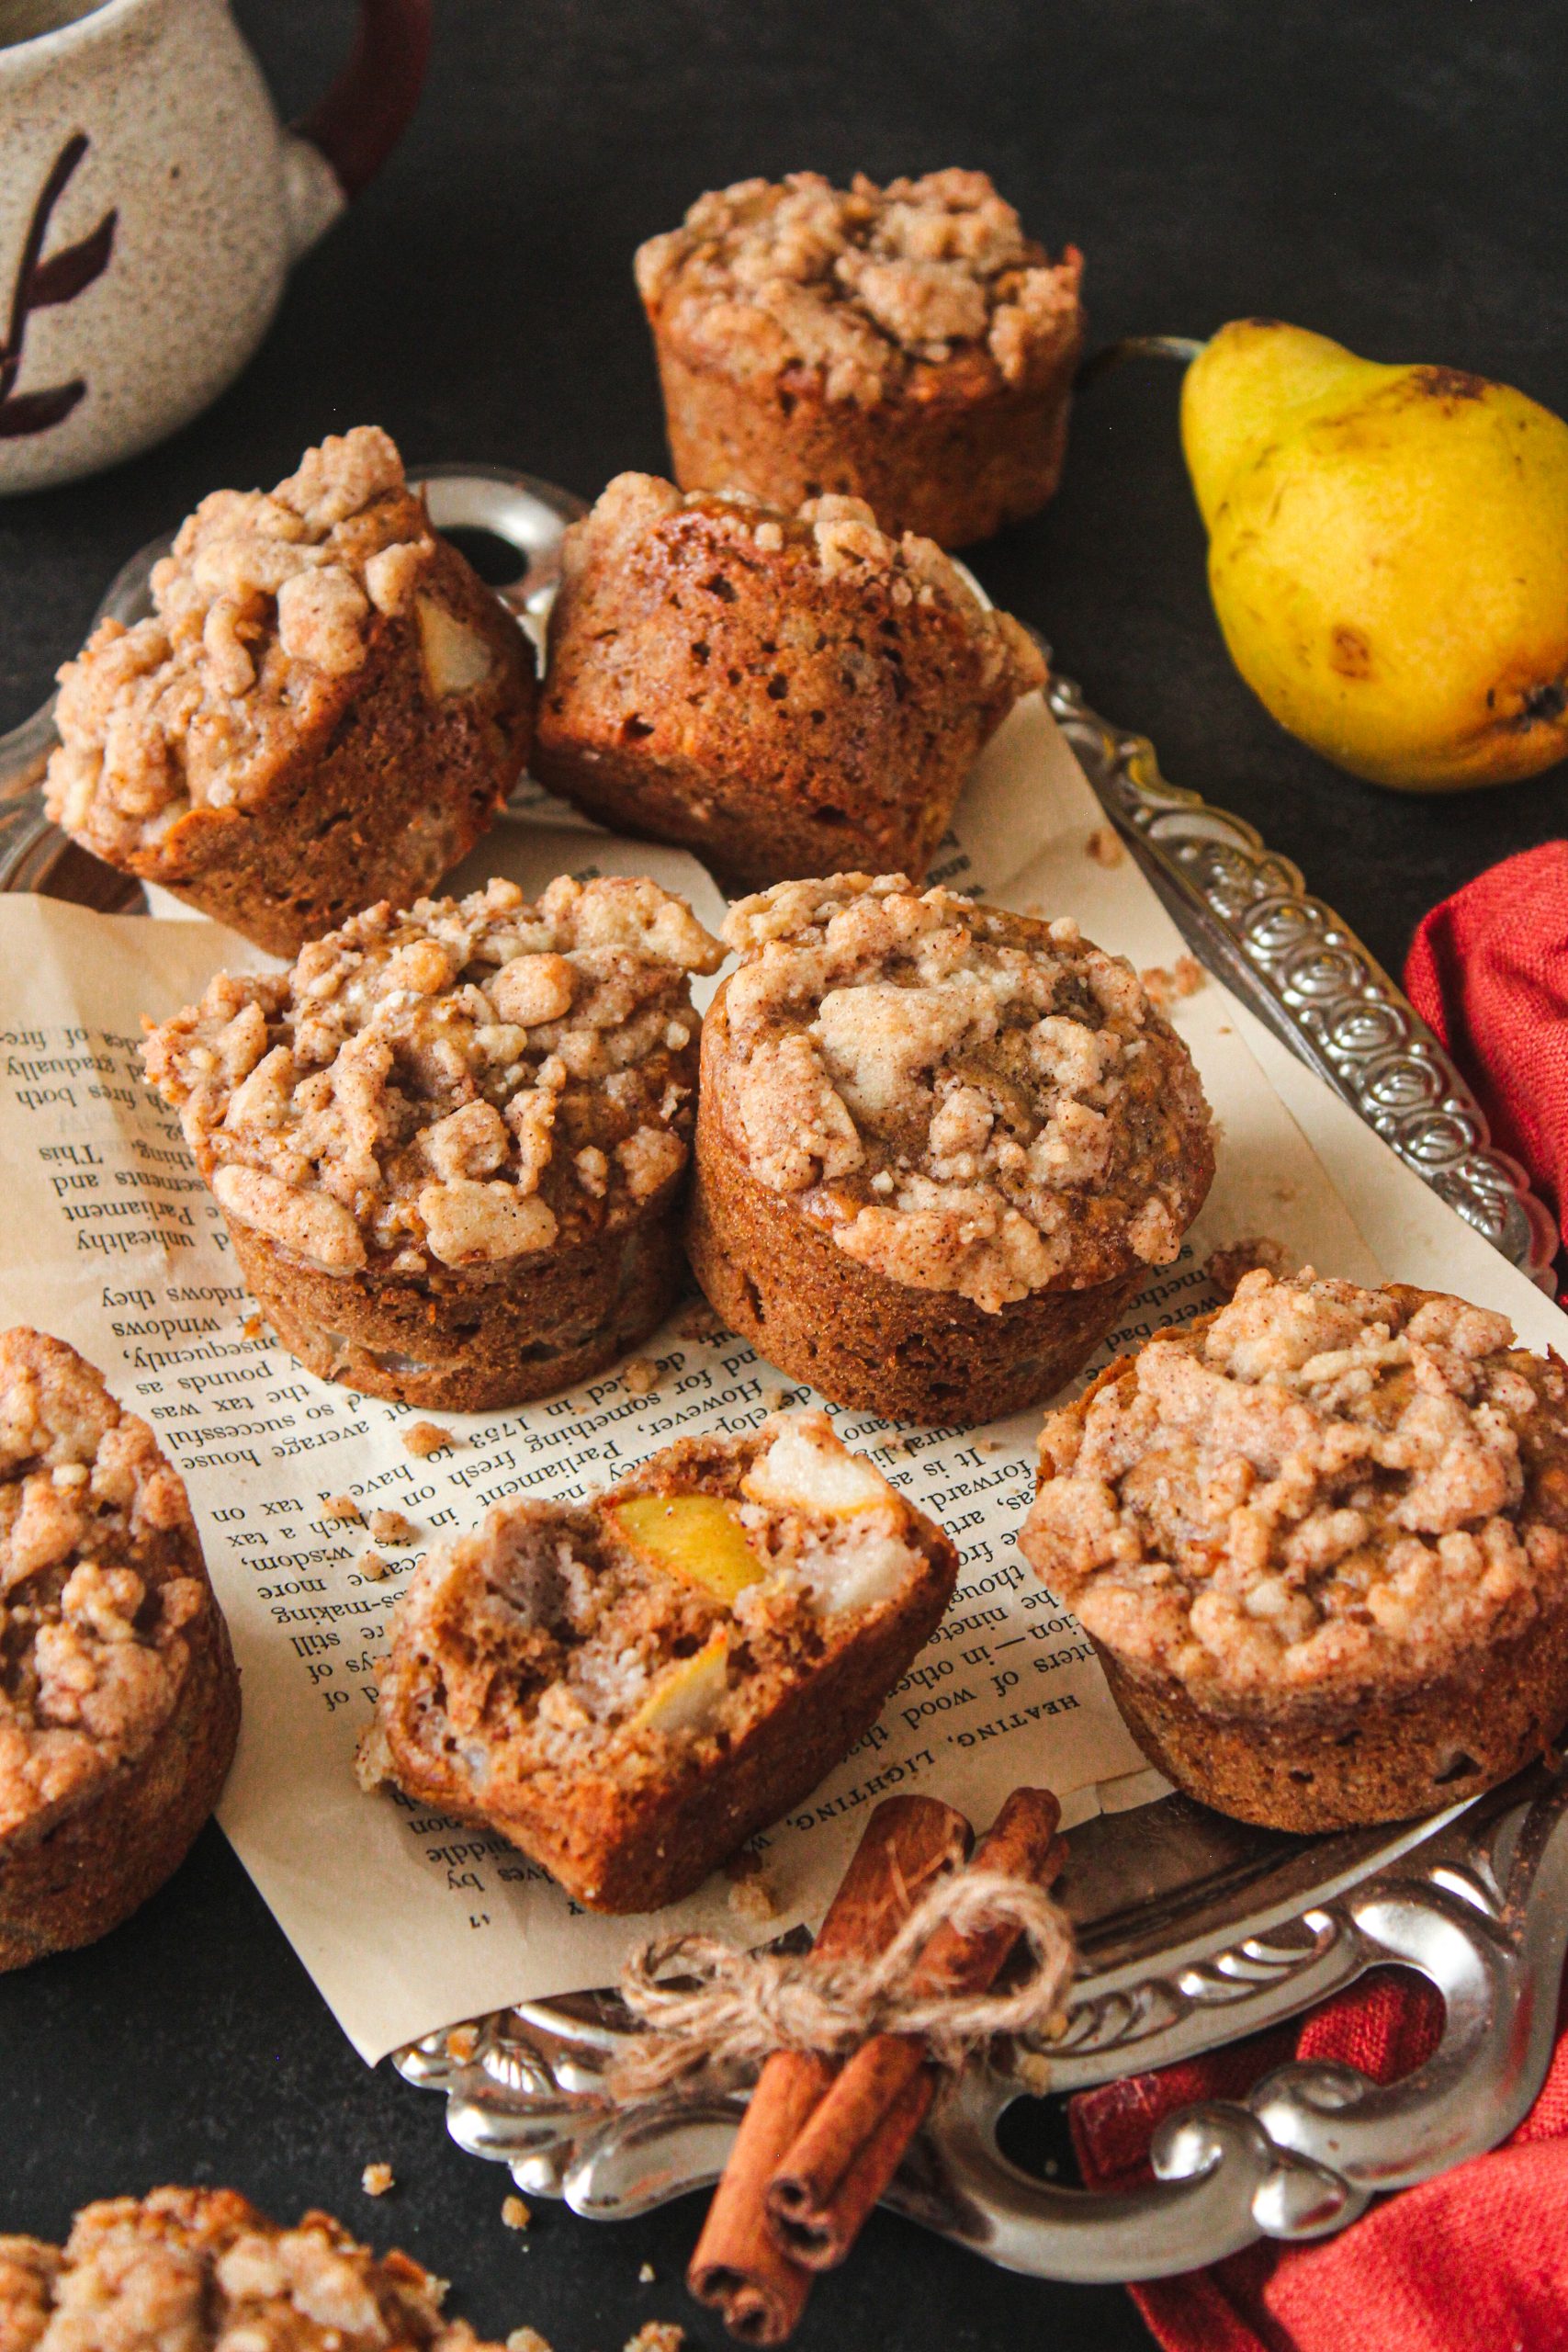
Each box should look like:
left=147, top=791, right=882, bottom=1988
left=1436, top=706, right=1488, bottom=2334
left=3, top=4, right=1566, bottom=2346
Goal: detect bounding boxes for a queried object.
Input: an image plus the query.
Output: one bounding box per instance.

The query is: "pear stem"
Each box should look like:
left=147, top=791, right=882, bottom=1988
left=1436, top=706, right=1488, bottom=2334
left=1077, top=334, right=1207, bottom=390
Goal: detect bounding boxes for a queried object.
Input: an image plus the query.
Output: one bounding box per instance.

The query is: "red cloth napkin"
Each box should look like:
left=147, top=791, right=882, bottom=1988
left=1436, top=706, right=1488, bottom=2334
left=1404, top=838, right=1568, bottom=1279
left=1064, top=843, right=1568, bottom=2351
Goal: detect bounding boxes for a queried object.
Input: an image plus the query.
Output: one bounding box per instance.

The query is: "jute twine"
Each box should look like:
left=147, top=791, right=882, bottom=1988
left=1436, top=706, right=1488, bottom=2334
left=609, top=1868, right=1076, bottom=2101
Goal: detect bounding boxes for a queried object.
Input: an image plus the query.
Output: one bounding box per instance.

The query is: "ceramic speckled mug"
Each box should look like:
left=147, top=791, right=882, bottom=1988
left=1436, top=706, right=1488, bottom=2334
left=0, top=0, right=430, bottom=493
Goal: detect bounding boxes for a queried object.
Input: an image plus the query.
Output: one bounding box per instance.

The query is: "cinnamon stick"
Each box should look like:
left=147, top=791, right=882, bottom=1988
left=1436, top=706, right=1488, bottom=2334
left=765, top=1785, right=1065, bottom=2270
left=687, top=1794, right=972, bottom=2343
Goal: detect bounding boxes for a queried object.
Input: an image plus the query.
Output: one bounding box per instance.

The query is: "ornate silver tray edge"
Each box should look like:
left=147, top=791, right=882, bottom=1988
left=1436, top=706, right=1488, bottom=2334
left=4, top=467, right=1563, bottom=2287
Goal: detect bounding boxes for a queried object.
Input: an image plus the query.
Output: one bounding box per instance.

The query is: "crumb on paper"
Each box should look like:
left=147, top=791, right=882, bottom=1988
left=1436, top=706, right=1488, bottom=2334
left=446, top=2025, right=479, bottom=2062
left=370, top=1507, right=417, bottom=1544
left=361, top=2163, right=394, bottom=2197
left=623, top=1357, right=660, bottom=1397
left=323, top=1493, right=363, bottom=1523
left=502, top=2195, right=531, bottom=2232
left=404, top=1420, right=456, bottom=1458
left=358, top=1548, right=390, bottom=1582
left=761, top=1385, right=796, bottom=1413
left=242, top=1314, right=265, bottom=1341
left=878, top=1433, right=912, bottom=1458
left=637, top=2263, right=657, bottom=2285
left=1203, top=1237, right=1294, bottom=1297
left=354, top=1723, right=391, bottom=1792
left=507, top=2331, right=554, bottom=2352
left=623, top=2326, right=684, bottom=2352
left=1085, top=824, right=1124, bottom=869
left=728, top=1874, right=778, bottom=1928
left=1141, top=955, right=1205, bottom=1010
left=976, top=1436, right=1007, bottom=1453
left=678, top=1298, right=728, bottom=1342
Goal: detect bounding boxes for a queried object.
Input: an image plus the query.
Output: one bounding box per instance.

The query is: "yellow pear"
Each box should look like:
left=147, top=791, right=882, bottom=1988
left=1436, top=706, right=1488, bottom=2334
left=1181, top=319, right=1568, bottom=789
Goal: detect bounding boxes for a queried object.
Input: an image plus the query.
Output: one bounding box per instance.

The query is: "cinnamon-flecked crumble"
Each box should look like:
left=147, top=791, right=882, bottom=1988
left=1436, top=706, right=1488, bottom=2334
left=0, top=1329, right=209, bottom=1842
left=143, top=876, right=721, bottom=1279
left=1022, top=1270, right=1568, bottom=1696
left=636, top=170, right=1082, bottom=405
left=46, top=429, right=491, bottom=865
left=0, top=2186, right=502, bottom=2352
left=713, top=876, right=1213, bottom=1313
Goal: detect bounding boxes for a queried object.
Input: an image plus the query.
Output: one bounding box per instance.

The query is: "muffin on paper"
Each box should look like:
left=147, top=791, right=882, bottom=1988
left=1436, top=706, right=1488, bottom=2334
left=46, top=428, right=535, bottom=956
left=636, top=169, right=1084, bottom=548
left=0, top=1329, right=239, bottom=1971
left=1021, top=1269, right=1568, bottom=1830
left=686, top=875, right=1213, bottom=1424
left=533, top=472, right=1044, bottom=892
left=0, top=2185, right=505, bottom=2352
left=362, top=1412, right=958, bottom=1911
left=143, top=876, right=722, bottom=1412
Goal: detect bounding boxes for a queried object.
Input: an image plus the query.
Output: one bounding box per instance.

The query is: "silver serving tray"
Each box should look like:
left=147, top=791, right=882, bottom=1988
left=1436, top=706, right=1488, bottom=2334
left=4, top=466, right=1564, bottom=2284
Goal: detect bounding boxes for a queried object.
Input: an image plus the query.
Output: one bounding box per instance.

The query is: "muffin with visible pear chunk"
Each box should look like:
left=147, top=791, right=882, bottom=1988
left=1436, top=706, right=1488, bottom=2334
left=143, top=875, right=722, bottom=1411
left=359, top=1411, right=958, bottom=1910
left=46, top=427, right=535, bottom=955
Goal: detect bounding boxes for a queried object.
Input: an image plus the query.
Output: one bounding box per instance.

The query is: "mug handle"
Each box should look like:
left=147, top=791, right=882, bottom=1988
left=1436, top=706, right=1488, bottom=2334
left=281, top=0, right=433, bottom=256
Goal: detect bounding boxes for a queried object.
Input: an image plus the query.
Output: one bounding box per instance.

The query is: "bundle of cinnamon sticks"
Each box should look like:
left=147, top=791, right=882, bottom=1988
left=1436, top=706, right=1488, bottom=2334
left=688, top=1786, right=1068, bottom=2344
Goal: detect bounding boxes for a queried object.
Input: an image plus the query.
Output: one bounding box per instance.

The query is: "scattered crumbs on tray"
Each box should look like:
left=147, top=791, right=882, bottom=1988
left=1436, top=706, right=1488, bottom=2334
left=623, top=1357, right=660, bottom=1397
left=358, top=1549, right=390, bottom=1583
left=1140, top=956, right=1205, bottom=1010
left=369, top=1507, right=417, bottom=1544
left=637, top=2263, right=657, bottom=2285
left=323, top=1494, right=362, bottom=1523
left=403, top=1420, right=456, bottom=1458
left=502, top=2194, right=532, bottom=2232
left=976, top=1436, right=1007, bottom=1453
left=446, top=2025, right=479, bottom=2062
left=1085, top=824, right=1124, bottom=868
left=360, top=2162, right=394, bottom=2197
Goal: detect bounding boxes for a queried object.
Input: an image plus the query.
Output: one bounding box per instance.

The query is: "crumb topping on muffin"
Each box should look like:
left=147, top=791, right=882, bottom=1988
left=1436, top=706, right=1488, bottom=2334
left=713, top=875, right=1213, bottom=1312
left=365, top=1412, right=937, bottom=1786
left=636, top=170, right=1082, bottom=405
left=144, top=876, right=721, bottom=1279
left=558, top=472, right=1044, bottom=683
left=1022, top=1270, right=1568, bottom=1695
left=0, top=2186, right=494, bottom=2352
left=0, top=1330, right=207, bottom=1841
left=46, top=428, right=498, bottom=858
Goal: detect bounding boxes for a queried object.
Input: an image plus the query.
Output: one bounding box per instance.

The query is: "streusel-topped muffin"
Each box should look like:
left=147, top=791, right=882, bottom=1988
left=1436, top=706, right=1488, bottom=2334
left=362, top=1411, right=958, bottom=1910
left=534, top=473, right=1044, bottom=890
left=0, top=1329, right=239, bottom=1971
left=636, top=170, right=1084, bottom=546
left=0, top=2186, right=502, bottom=2352
left=1021, top=1269, right=1568, bottom=1829
left=46, top=428, right=534, bottom=954
left=687, top=875, right=1213, bottom=1422
left=144, top=876, right=722, bottom=1411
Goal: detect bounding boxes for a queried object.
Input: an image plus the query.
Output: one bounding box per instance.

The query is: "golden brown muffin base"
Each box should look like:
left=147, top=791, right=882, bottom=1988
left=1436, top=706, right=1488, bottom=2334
left=0, top=1588, right=240, bottom=1971
left=130, top=541, right=534, bottom=956
left=381, top=1517, right=957, bottom=1911
left=228, top=1197, right=684, bottom=1413
left=532, top=728, right=954, bottom=899
left=1096, top=1597, right=1568, bottom=1833
left=687, top=1083, right=1142, bottom=1425
left=651, top=341, right=1081, bottom=548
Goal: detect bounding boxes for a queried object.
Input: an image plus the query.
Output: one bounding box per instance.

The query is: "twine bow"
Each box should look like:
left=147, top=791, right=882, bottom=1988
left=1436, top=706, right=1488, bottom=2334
left=610, top=1867, right=1076, bottom=2101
